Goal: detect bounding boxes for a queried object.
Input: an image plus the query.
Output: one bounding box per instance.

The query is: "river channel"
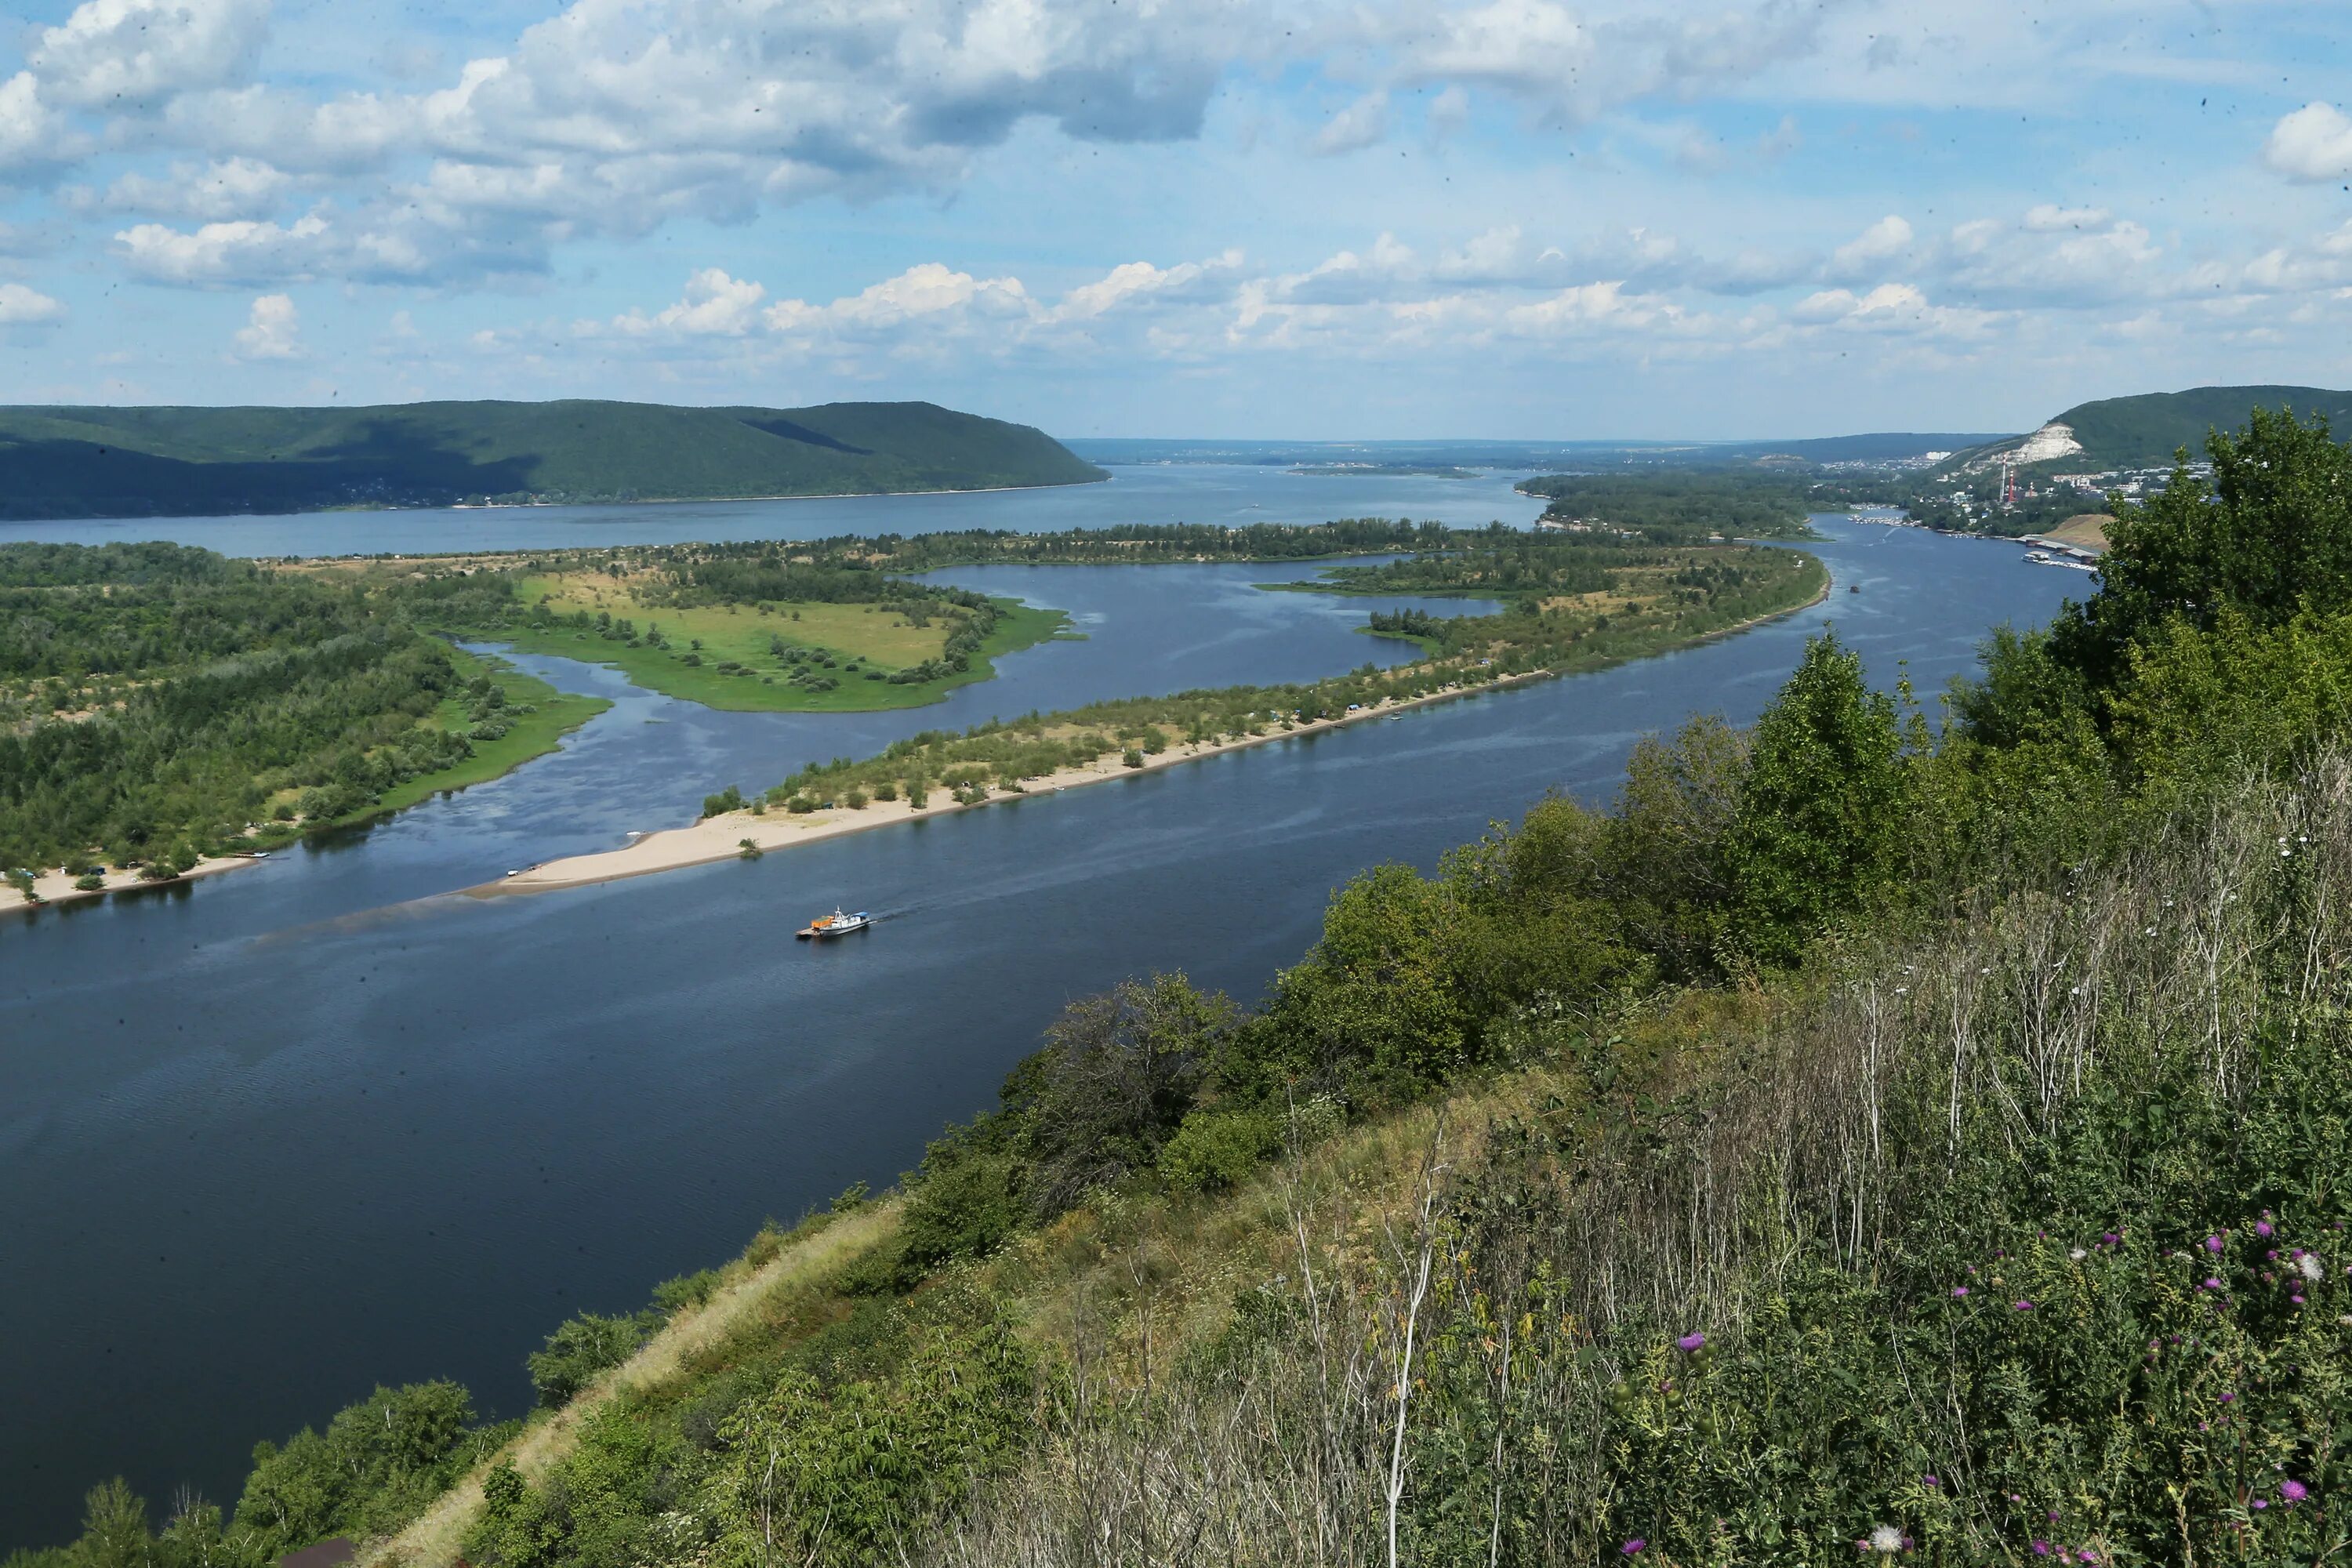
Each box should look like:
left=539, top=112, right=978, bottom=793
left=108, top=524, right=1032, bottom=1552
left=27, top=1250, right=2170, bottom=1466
left=0, top=512, right=2081, bottom=1545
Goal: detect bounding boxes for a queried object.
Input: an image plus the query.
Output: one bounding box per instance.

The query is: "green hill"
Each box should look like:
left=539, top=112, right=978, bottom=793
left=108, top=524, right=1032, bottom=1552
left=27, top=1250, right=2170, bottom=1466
left=1944, top=383, right=2352, bottom=474
left=0, top=400, right=1105, bottom=520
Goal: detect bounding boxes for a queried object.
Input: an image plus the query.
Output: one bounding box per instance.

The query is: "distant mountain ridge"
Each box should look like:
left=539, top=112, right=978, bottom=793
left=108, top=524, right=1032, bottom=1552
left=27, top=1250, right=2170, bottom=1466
left=0, top=399, right=1107, bottom=521
left=1943, top=385, right=2352, bottom=475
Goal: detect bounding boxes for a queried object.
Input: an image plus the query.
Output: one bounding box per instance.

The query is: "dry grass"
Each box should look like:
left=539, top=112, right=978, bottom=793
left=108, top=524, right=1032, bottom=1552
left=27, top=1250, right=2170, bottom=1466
left=362, top=1200, right=901, bottom=1568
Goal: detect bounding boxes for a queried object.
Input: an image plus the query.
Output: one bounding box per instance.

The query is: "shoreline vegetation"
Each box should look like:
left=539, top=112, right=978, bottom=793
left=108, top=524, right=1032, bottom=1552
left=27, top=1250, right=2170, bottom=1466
left=488, top=557, right=1832, bottom=898
left=3, top=517, right=1820, bottom=914
left=1, top=644, right=607, bottom=914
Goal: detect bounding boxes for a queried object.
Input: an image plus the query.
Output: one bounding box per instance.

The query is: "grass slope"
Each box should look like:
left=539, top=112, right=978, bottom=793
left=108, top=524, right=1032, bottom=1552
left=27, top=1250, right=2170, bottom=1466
left=0, top=400, right=1106, bottom=519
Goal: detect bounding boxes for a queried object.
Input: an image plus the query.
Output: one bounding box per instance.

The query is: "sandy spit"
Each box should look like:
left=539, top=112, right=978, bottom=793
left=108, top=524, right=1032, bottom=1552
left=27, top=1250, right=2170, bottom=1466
left=470, top=677, right=1548, bottom=899
left=0, top=854, right=258, bottom=916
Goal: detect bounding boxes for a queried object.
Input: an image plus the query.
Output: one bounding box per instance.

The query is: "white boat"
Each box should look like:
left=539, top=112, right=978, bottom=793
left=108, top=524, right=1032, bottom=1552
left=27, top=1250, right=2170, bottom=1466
left=797, top=907, right=872, bottom=940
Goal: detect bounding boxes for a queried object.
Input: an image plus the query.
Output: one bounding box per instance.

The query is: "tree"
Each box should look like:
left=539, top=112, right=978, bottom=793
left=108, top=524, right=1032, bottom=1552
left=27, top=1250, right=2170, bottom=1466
left=75, top=1479, right=151, bottom=1568
left=1007, top=973, right=1236, bottom=1217
left=2052, top=406, right=2352, bottom=687
left=526, top=1313, right=655, bottom=1406
left=1724, top=630, right=1907, bottom=966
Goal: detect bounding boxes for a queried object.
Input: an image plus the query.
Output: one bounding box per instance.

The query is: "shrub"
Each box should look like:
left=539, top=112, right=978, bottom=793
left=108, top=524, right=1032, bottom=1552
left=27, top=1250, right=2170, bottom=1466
left=700, top=785, right=746, bottom=818
left=845, top=789, right=869, bottom=809
left=74, top=872, right=106, bottom=892
left=525, top=1311, right=658, bottom=1407
left=1156, top=1106, right=1283, bottom=1192
left=1123, top=748, right=1145, bottom=768
left=873, top=782, right=898, bottom=802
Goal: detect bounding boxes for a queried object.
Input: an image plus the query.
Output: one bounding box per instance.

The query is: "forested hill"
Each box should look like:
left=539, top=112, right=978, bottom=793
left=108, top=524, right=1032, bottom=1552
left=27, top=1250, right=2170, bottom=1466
left=0, top=400, right=1106, bottom=520
left=1947, top=383, right=2352, bottom=473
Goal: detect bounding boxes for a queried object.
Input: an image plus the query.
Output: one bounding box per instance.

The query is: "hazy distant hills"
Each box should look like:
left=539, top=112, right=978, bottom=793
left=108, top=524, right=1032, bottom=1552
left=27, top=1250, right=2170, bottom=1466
left=1944, top=385, right=2352, bottom=475
left=0, top=400, right=1107, bottom=521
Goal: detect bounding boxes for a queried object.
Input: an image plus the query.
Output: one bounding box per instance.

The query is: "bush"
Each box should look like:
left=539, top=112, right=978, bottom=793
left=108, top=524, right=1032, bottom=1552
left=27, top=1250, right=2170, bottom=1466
left=786, top=796, right=816, bottom=814
left=700, top=785, right=746, bottom=818
left=845, top=789, right=869, bottom=809
left=525, top=1311, right=658, bottom=1407
left=873, top=782, right=898, bottom=802
left=1156, top=1106, right=1283, bottom=1192
left=1123, top=748, right=1145, bottom=768
left=74, top=873, right=106, bottom=891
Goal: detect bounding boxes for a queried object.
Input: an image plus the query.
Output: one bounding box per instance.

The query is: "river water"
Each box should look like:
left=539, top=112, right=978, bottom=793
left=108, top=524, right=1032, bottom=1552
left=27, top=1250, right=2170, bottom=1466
left=0, top=511, right=2079, bottom=1545
left=0, top=462, right=1544, bottom=557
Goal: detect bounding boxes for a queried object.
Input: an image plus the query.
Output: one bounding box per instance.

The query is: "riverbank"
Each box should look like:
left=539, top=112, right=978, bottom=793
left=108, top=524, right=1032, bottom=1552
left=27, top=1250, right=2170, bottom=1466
left=474, top=674, right=1552, bottom=897
left=476, top=560, right=1833, bottom=898
left=1, top=648, right=606, bottom=919
left=0, top=853, right=256, bottom=915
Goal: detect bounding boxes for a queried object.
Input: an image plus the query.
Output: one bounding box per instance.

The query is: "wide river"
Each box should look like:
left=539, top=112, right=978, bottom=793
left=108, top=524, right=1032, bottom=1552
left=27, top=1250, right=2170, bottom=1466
left=0, top=490, right=2082, bottom=1547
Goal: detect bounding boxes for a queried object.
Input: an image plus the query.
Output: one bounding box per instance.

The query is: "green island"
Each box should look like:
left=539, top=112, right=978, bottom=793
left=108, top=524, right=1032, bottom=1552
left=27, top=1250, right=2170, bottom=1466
left=22, top=410, right=2352, bottom=1567
left=701, top=529, right=1825, bottom=818
left=0, top=544, right=607, bottom=906
left=0, top=399, right=1106, bottom=520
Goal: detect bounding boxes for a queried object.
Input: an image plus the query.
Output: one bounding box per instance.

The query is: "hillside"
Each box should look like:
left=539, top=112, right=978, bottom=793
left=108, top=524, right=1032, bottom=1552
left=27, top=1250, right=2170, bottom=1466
left=0, top=400, right=1106, bottom=520
left=1944, top=383, right=2352, bottom=474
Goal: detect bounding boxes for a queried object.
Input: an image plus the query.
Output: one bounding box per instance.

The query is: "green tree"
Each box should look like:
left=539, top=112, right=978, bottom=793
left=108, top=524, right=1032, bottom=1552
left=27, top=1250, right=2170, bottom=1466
left=2052, top=406, right=2352, bottom=685
left=526, top=1314, right=655, bottom=1407
left=1724, top=630, right=1907, bottom=965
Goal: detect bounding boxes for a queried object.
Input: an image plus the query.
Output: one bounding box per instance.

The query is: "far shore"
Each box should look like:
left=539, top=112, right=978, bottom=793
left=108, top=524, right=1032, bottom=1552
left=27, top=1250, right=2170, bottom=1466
left=474, top=562, right=1833, bottom=901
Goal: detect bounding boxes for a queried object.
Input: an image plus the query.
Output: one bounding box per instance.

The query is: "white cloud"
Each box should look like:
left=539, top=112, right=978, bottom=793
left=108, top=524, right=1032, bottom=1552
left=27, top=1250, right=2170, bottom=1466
left=2264, top=103, right=2352, bottom=183
left=96, top=157, right=290, bottom=220
left=1051, top=251, right=1243, bottom=321
left=1828, top=215, right=1913, bottom=278
left=764, top=263, right=1033, bottom=339
left=1312, top=90, right=1390, bottom=155
left=231, top=292, right=299, bottom=358
left=614, top=268, right=768, bottom=336
left=0, top=281, right=66, bottom=325
left=31, top=0, right=268, bottom=112
left=0, top=71, right=77, bottom=173
left=114, top=214, right=332, bottom=285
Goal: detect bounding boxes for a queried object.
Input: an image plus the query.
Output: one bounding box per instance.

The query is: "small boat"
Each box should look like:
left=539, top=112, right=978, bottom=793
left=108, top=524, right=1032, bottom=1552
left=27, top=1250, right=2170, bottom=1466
left=797, top=907, right=872, bottom=940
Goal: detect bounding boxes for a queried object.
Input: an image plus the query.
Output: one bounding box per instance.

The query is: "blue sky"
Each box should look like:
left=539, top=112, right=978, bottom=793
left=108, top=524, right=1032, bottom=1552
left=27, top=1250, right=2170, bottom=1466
left=0, top=0, right=2347, bottom=438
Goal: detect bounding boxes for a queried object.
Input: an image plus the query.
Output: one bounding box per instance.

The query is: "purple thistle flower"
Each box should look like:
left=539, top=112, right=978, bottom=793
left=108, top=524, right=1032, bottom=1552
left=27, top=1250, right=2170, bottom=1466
left=1677, top=1331, right=1707, bottom=1352
left=2253, top=1499, right=2269, bottom=1512
left=1923, top=1475, right=1940, bottom=1488
left=2220, top=1392, right=2236, bottom=1403
left=2031, top=1542, right=2051, bottom=1557
left=1952, top=1286, right=1969, bottom=1298
left=1621, top=1540, right=1646, bottom=1555
left=2013, top=1299, right=2035, bottom=1311
left=2282, top=1479, right=2310, bottom=1504
left=2207, top=1235, right=2226, bottom=1254
left=2078, top=1552, right=2098, bottom=1564
left=2258, top=1220, right=2274, bottom=1237
left=2204, top=1277, right=2224, bottom=1290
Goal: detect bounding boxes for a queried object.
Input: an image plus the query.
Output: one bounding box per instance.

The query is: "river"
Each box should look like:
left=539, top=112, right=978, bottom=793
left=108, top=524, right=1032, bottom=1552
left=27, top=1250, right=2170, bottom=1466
left=0, top=513, right=2079, bottom=1546
left=0, top=462, right=1546, bottom=557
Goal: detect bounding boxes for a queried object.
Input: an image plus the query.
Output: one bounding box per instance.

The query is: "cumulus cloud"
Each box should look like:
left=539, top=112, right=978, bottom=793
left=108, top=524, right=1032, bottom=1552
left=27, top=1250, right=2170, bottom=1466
left=114, top=214, right=331, bottom=285
left=0, top=281, right=66, bottom=325
left=231, top=292, right=299, bottom=358
left=1827, top=215, right=1914, bottom=278
left=1313, top=90, right=1390, bottom=154
left=2265, top=103, right=2352, bottom=183
left=0, top=71, right=78, bottom=174
left=93, top=157, right=291, bottom=220
left=615, top=268, right=768, bottom=336
left=31, top=0, right=268, bottom=111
